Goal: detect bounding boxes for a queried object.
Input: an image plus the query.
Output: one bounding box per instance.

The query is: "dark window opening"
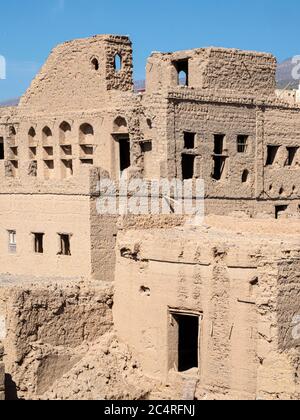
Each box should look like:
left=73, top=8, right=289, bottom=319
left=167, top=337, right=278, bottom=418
left=275, top=205, right=288, bottom=220
left=266, top=145, right=280, bottom=166
left=0, top=138, right=4, bottom=160
left=61, top=159, right=73, bottom=178
left=286, top=147, right=298, bottom=166
left=34, top=233, right=44, bottom=254
left=119, top=136, right=131, bottom=172
left=174, top=314, right=199, bottom=372
left=242, top=169, right=249, bottom=183
left=182, top=154, right=195, bottom=180
left=59, top=234, right=71, bottom=256
left=174, top=60, right=189, bottom=87
left=212, top=156, right=226, bottom=181
left=91, top=58, right=99, bottom=71
left=237, top=135, right=248, bottom=153
left=184, top=132, right=195, bottom=150
left=42, top=126, right=52, bottom=144
left=141, top=141, right=152, bottom=154
left=214, top=134, right=225, bottom=155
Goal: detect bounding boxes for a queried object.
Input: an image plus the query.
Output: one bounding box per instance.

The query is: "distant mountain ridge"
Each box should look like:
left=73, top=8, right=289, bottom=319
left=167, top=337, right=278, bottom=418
left=0, top=58, right=299, bottom=106
left=0, top=98, right=20, bottom=107
left=276, top=57, right=299, bottom=89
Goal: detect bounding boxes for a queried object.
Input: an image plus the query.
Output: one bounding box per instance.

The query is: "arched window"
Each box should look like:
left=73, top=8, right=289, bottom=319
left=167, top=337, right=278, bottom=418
left=28, top=127, right=36, bottom=145
left=178, top=70, right=188, bottom=86
left=91, top=57, right=99, bottom=71
left=42, top=126, right=52, bottom=144
left=79, top=123, right=94, bottom=144
left=113, top=116, right=127, bottom=133
left=242, top=169, right=249, bottom=183
left=9, top=126, right=16, bottom=137
left=59, top=121, right=72, bottom=144
left=114, top=54, right=122, bottom=72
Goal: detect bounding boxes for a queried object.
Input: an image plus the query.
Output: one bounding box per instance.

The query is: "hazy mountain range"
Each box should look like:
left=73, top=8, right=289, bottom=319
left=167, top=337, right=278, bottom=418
left=0, top=58, right=299, bottom=107
left=276, top=57, right=299, bottom=89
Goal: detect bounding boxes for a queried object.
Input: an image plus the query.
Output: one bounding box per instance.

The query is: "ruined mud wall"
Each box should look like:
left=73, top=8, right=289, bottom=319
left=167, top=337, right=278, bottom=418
left=114, top=219, right=300, bottom=400
left=19, top=35, right=133, bottom=113
left=146, top=48, right=276, bottom=97
left=1, top=282, right=113, bottom=399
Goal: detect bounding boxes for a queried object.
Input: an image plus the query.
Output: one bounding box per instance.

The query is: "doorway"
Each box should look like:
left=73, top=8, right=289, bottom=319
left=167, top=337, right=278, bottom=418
left=169, top=311, right=201, bottom=373
left=118, top=136, right=131, bottom=174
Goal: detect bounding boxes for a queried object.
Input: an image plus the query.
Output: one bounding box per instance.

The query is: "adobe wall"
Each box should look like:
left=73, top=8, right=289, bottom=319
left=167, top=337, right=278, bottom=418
left=146, top=48, right=276, bottom=97
left=0, top=280, right=113, bottom=399
left=0, top=192, right=91, bottom=279
left=19, top=35, right=133, bottom=114
left=114, top=216, right=300, bottom=400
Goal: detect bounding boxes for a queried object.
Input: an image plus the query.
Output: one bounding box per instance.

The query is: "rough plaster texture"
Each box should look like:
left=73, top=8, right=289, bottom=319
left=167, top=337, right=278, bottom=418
left=114, top=216, right=300, bottom=400
left=0, top=35, right=299, bottom=400
left=0, top=280, right=113, bottom=399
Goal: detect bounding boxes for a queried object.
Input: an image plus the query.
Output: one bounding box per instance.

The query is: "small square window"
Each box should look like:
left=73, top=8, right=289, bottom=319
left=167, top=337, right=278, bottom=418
left=237, top=135, right=248, bottom=153
left=184, top=132, right=195, bottom=150
left=33, top=233, right=44, bottom=254
left=8, top=230, right=16, bottom=253
left=58, top=234, right=71, bottom=256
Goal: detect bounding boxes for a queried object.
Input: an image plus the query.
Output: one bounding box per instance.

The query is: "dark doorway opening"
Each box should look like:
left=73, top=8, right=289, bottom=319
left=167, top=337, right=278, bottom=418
left=175, top=314, right=199, bottom=372
left=212, top=156, right=226, bottom=181
left=118, top=136, right=131, bottom=173
left=182, top=154, right=195, bottom=180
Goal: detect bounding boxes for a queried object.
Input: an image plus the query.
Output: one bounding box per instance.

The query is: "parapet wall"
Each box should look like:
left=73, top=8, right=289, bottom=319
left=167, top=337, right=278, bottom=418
left=146, top=47, right=277, bottom=97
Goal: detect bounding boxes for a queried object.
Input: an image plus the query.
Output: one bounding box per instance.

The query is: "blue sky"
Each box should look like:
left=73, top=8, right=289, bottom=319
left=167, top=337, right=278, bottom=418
left=0, top=0, right=299, bottom=101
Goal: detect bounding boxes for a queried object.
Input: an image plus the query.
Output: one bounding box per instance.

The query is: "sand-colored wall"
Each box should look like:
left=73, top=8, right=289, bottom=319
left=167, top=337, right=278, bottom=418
left=0, top=193, right=91, bottom=279
left=0, top=282, right=113, bottom=399
left=114, top=219, right=300, bottom=400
